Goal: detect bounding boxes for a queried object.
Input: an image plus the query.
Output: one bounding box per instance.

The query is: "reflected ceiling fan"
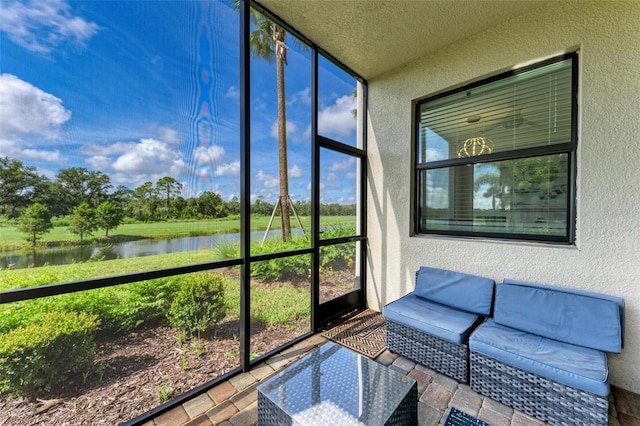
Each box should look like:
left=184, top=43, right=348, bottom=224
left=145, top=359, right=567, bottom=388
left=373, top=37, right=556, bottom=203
left=471, top=109, right=543, bottom=131
left=457, top=110, right=541, bottom=158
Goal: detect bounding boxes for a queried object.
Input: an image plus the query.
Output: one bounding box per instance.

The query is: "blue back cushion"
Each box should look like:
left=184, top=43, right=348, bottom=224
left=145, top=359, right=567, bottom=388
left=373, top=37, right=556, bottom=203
left=494, top=281, right=623, bottom=353
left=414, top=266, right=494, bottom=316
left=503, top=278, right=626, bottom=347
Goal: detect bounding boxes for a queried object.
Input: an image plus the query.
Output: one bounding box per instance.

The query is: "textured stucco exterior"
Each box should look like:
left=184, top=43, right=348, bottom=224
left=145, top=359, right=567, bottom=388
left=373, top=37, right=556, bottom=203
left=366, top=1, right=640, bottom=394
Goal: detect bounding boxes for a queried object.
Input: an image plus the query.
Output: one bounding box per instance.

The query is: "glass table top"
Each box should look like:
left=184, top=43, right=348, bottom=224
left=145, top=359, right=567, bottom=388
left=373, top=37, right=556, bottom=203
left=258, top=342, right=417, bottom=425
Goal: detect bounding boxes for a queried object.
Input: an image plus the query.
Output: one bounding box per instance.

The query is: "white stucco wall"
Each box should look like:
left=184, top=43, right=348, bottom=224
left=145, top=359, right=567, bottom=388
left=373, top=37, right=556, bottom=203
left=366, top=1, right=640, bottom=394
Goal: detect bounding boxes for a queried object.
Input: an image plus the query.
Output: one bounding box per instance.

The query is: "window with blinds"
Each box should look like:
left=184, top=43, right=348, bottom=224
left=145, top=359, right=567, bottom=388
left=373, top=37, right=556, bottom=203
left=414, top=53, right=577, bottom=243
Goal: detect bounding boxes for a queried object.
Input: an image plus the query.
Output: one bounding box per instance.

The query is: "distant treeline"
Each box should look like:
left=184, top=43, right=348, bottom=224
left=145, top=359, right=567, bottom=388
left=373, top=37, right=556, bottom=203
left=0, top=157, right=355, bottom=222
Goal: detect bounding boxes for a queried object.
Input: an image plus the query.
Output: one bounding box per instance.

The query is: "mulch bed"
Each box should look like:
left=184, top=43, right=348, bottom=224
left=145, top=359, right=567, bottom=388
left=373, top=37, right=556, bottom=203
left=0, top=272, right=353, bottom=426
left=0, top=319, right=306, bottom=426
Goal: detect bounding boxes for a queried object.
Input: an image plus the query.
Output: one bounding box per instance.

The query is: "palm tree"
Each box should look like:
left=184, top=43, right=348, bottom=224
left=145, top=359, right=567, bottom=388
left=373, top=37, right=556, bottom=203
left=244, top=6, right=293, bottom=241
left=474, top=171, right=502, bottom=210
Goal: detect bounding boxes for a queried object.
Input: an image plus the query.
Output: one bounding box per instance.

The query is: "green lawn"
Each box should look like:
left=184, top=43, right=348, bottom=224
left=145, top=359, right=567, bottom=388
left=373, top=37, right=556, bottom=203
left=0, top=218, right=356, bottom=292
left=0, top=249, right=222, bottom=291
left=0, top=215, right=356, bottom=251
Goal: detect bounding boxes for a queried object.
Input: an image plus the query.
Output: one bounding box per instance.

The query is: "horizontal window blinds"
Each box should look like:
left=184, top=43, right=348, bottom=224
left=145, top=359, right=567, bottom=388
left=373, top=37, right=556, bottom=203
left=418, top=58, right=572, bottom=163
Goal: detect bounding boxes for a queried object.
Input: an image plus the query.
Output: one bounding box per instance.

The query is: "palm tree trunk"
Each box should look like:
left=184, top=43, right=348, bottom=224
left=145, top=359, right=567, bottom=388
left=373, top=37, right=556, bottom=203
left=275, top=26, right=291, bottom=242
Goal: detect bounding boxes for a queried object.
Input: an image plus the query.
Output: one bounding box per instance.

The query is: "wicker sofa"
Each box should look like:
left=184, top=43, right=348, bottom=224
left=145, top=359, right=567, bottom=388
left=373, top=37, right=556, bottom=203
left=469, top=279, right=625, bottom=426
left=382, top=266, right=495, bottom=383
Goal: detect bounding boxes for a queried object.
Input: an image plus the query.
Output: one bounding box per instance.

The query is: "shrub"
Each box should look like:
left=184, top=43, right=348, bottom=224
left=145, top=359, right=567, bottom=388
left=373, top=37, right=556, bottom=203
left=214, top=239, right=240, bottom=260
left=251, top=253, right=311, bottom=281
left=107, top=277, right=181, bottom=331
left=249, top=225, right=356, bottom=282
left=250, top=234, right=311, bottom=281
left=167, top=272, right=226, bottom=336
left=0, top=276, right=181, bottom=336
left=0, top=311, right=99, bottom=397
left=51, top=216, right=69, bottom=227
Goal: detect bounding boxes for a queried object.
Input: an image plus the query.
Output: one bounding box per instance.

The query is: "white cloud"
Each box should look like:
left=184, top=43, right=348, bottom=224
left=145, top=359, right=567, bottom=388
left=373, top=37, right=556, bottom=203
left=0, top=139, right=17, bottom=156
left=86, top=155, right=111, bottom=170
left=156, top=126, right=180, bottom=145
left=317, top=95, right=356, bottom=138
left=427, top=186, right=449, bottom=209
left=325, top=172, right=338, bottom=181
left=328, top=156, right=355, bottom=172
left=226, top=86, right=240, bottom=99
left=334, top=196, right=356, bottom=204
left=21, top=148, right=63, bottom=162
left=287, top=88, right=310, bottom=106
left=112, top=138, right=184, bottom=176
left=270, top=120, right=297, bottom=139
left=36, top=167, right=57, bottom=180
left=426, top=148, right=445, bottom=162
left=0, top=139, right=66, bottom=165
left=288, top=164, right=303, bottom=178
left=215, top=161, right=240, bottom=177
left=0, top=73, right=71, bottom=139
left=196, top=145, right=225, bottom=163
left=0, top=0, right=99, bottom=54
left=255, top=170, right=278, bottom=188
left=80, top=137, right=230, bottom=191
left=191, top=145, right=224, bottom=177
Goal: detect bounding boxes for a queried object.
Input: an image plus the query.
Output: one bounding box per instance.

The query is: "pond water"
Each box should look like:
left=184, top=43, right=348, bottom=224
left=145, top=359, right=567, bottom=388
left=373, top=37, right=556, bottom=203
left=0, top=229, right=305, bottom=270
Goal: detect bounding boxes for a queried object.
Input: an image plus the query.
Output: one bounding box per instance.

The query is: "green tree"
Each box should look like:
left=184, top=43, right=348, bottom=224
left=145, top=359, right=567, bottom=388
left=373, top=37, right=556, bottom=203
left=110, top=184, right=135, bottom=217
left=0, top=157, right=43, bottom=218
left=293, top=200, right=311, bottom=216
left=133, top=181, right=158, bottom=221
left=251, top=196, right=273, bottom=215
left=156, top=176, right=182, bottom=218
left=198, top=191, right=227, bottom=218
left=226, top=196, right=241, bottom=216
left=498, top=155, right=567, bottom=209
left=171, top=196, right=187, bottom=219
left=86, top=170, right=112, bottom=207
left=96, top=201, right=124, bottom=237
left=111, top=185, right=134, bottom=206
left=69, top=202, right=97, bottom=243
left=32, top=179, right=66, bottom=217
left=17, top=203, right=54, bottom=246
left=56, top=167, right=112, bottom=214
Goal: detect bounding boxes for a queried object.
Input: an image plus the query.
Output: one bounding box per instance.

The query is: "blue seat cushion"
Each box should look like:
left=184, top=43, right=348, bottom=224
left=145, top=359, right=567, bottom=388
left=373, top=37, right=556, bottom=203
left=383, top=293, right=481, bottom=345
left=494, top=282, right=622, bottom=353
left=470, top=319, right=609, bottom=397
left=414, top=266, right=494, bottom=316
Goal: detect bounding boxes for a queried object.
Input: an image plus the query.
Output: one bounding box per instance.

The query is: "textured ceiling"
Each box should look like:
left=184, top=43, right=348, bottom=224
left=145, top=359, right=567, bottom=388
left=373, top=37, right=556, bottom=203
left=258, top=0, right=546, bottom=80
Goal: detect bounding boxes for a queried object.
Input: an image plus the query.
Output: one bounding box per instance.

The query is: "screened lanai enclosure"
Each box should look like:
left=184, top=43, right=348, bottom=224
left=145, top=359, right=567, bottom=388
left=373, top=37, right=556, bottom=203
left=0, top=1, right=366, bottom=423
left=2, top=0, right=639, bottom=424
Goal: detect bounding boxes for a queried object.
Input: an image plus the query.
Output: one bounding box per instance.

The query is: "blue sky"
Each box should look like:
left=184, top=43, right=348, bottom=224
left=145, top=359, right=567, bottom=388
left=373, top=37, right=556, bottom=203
left=0, top=0, right=359, bottom=204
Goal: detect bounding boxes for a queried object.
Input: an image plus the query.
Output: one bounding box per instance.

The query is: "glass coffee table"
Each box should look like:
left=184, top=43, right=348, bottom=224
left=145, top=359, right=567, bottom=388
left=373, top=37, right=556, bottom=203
left=257, top=342, right=417, bottom=425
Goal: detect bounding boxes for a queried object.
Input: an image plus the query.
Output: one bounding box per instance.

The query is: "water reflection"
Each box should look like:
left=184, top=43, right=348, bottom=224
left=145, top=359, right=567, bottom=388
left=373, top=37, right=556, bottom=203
left=1, top=229, right=304, bottom=269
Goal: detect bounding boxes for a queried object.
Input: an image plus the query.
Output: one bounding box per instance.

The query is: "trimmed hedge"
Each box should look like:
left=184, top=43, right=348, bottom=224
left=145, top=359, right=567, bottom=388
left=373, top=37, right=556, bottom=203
left=0, top=311, right=99, bottom=397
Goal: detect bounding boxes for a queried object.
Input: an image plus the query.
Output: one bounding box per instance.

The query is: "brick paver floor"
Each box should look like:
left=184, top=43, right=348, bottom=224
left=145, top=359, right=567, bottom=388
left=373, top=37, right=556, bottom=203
left=146, top=334, right=640, bottom=426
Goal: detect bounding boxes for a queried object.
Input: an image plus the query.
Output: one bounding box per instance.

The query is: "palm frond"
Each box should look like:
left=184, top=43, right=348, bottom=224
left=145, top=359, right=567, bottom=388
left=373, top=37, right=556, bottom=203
left=249, top=30, right=274, bottom=61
